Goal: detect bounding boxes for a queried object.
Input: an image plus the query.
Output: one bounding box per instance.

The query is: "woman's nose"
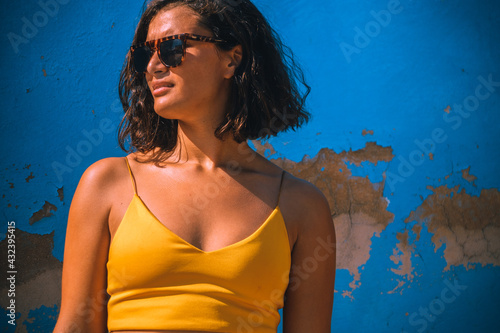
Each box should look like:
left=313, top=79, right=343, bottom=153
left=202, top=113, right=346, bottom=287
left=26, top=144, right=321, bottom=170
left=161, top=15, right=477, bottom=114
left=146, top=50, right=168, bottom=75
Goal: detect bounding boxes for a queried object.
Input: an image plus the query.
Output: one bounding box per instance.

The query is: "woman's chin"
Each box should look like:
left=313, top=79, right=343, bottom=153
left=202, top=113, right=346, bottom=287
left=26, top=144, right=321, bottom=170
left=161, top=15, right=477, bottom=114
left=153, top=101, right=181, bottom=118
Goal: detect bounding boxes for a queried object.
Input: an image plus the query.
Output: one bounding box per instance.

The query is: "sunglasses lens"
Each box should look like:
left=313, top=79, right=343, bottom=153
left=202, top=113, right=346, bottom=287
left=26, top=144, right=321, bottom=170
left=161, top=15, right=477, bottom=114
left=131, top=38, right=185, bottom=73
left=132, top=46, right=153, bottom=73
left=159, top=39, right=184, bottom=67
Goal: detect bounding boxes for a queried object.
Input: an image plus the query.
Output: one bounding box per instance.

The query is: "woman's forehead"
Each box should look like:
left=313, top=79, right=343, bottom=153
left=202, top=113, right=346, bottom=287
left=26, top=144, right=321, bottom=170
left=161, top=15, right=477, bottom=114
left=147, top=6, right=204, bottom=40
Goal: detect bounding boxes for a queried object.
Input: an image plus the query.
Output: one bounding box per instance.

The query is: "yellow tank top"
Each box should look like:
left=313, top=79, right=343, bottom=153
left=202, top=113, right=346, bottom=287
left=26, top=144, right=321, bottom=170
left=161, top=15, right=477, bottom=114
left=106, top=157, right=291, bottom=332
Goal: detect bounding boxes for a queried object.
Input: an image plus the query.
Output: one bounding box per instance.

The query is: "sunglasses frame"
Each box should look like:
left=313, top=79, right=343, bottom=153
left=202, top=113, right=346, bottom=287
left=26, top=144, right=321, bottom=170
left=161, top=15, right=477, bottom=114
left=130, top=33, right=227, bottom=73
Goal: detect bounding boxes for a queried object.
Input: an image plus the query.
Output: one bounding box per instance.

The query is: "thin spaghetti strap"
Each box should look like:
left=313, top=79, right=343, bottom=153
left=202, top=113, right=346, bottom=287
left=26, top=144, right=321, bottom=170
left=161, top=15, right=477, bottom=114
left=276, top=170, right=286, bottom=207
left=124, top=157, right=138, bottom=194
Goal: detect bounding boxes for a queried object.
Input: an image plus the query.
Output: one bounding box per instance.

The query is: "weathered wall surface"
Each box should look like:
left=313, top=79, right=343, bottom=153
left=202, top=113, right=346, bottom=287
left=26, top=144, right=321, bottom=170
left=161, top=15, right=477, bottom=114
left=1, top=0, right=499, bottom=332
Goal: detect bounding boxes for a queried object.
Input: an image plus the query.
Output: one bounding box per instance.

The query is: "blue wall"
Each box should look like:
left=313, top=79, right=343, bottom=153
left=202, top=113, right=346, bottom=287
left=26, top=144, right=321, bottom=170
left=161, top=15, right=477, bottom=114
left=1, top=0, right=499, bottom=332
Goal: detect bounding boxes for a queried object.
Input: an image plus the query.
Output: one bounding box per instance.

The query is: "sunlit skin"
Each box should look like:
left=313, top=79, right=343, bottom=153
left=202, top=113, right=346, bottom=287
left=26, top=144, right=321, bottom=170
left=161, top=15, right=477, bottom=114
left=53, top=4, right=335, bottom=333
left=146, top=9, right=232, bottom=123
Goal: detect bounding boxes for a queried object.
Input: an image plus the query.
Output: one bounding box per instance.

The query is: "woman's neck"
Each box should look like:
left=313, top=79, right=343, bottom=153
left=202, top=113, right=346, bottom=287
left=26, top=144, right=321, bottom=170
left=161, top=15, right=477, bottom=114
left=170, top=120, right=254, bottom=170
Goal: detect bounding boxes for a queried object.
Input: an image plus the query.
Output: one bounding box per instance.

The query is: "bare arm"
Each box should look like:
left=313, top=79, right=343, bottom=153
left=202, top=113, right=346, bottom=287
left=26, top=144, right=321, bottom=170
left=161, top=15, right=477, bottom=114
left=53, top=159, right=120, bottom=332
left=282, top=182, right=336, bottom=332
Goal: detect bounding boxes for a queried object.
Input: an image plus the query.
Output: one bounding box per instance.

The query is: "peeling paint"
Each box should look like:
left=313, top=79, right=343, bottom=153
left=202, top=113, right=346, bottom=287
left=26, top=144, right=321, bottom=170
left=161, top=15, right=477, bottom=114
left=412, top=224, right=422, bottom=241
left=252, top=139, right=277, bottom=158
left=29, top=201, right=57, bottom=225
left=406, top=181, right=500, bottom=270
left=25, top=172, right=34, bottom=183
left=387, top=280, right=406, bottom=294
left=461, top=166, right=478, bottom=185
left=362, top=129, right=374, bottom=136
left=389, top=231, right=415, bottom=281
left=25, top=305, right=59, bottom=332
left=57, top=187, right=64, bottom=202
left=270, top=143, right=395, bottom=298
left=342, top=142, right=394, bottom=167
left=0, top=230, right=62, bottom=332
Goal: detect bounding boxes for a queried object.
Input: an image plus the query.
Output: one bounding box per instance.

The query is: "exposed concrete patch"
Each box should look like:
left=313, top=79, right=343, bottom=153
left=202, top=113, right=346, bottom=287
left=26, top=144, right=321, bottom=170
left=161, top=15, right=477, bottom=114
left=29, top=201, right=57, bottom=225
left=412, top=224, right=422, bottom=241
left=25, top=172, right=34, bottom=183
left=251, top=139, right=277, bottom=158
left=406, top=184, right=500, bottom=271
left=57, top=187, right=64, bottom=202
left=461, top=166, right=477, bottom=186
left=362, top=129, right=374, bottom=136
left=387, top=280, right=406, bottom=294
left=0, top=230, right=62, bottom=333
left=14, top=269, right=61, bottom=333
left=343, top=141, right=394, bottom=166
left=270, top=144, right=395, bottom=298
left=389, top=230, right=415, bottom=286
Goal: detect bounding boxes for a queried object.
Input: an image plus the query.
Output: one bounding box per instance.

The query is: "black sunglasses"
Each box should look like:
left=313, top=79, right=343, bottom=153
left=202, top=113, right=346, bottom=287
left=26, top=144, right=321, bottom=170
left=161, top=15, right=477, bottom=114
left=130, top=33, right=226, bottom=73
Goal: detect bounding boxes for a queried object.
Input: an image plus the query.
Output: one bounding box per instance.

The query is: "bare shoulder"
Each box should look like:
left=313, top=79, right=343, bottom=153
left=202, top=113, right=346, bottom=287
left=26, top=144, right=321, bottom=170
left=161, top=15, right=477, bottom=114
left=281, top=172, right=332, bottom=222
left=280, top=171, right=335, bottom=243
left=279, top=172, right=336, bottom=330
left=55, top=158, right=128, bottom=332
left=71, top=156, right=132, bottom=216
left=77, top=157, right=130, bottom=193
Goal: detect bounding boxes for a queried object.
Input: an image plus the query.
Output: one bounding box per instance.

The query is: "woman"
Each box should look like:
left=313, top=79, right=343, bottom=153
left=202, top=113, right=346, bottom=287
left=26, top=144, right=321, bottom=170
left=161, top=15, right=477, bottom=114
left=54, top=0, right=336, bottom=332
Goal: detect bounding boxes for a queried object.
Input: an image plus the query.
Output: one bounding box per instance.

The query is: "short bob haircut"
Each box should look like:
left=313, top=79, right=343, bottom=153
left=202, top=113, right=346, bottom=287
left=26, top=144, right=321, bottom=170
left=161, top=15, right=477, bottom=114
left=118, top=0, right=310, bottom=163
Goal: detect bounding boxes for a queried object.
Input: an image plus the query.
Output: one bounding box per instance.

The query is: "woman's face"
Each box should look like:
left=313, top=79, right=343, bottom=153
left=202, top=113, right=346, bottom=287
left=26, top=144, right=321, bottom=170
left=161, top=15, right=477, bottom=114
left=145, top=5, right=234, bottom=124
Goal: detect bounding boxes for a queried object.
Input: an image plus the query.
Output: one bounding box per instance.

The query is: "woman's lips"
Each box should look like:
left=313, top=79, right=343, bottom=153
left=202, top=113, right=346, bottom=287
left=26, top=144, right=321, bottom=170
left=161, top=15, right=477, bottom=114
left=152, top=85, right=173, bottom=97
left=151, top=82, right=174, bottom=97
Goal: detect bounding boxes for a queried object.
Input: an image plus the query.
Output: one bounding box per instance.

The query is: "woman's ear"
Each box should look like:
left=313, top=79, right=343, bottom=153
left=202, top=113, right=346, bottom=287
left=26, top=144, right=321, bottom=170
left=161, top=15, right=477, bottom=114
left=223, top=45, right=243, bottom=79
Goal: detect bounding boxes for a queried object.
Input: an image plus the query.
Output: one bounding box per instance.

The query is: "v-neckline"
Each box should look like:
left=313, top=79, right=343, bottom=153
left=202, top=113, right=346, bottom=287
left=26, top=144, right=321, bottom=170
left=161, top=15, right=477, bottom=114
left=132, top=193, right=281, bottom=254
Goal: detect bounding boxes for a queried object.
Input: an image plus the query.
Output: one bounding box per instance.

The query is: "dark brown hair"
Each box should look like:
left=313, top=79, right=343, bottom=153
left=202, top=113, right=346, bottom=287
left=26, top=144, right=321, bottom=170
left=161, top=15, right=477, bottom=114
left=118, top=0, right=310, bottom=163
